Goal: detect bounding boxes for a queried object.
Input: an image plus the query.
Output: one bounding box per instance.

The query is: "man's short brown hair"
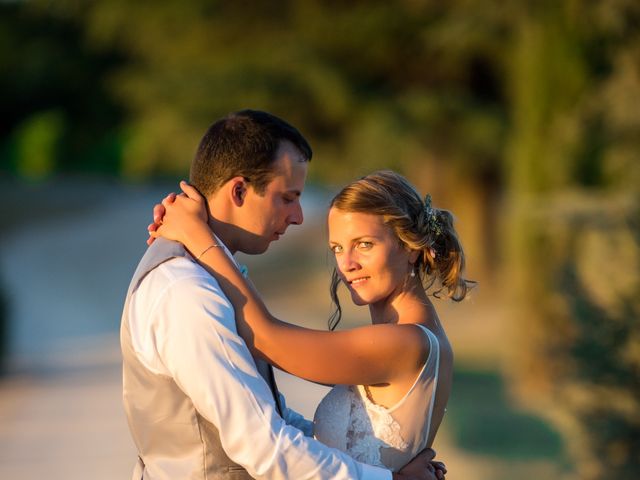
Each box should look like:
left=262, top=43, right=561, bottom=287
left=190, top=110, right=312, bottom=197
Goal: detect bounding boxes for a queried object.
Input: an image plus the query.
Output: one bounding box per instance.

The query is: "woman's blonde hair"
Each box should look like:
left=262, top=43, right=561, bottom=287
left=328, top=170, right=475, bottom=329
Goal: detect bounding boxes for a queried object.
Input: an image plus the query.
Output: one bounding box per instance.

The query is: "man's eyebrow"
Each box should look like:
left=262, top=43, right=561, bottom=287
left=285, top=189, right=302, bottom=196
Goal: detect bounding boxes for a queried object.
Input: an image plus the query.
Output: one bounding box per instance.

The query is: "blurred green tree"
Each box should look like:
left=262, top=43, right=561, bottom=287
left=504, top=1, right=640, bottom=478
left=0, top=2, right=126, bottom=176
left=33, top=1, right=508, bottom=186
left=13, top=110, right=64, bottom=180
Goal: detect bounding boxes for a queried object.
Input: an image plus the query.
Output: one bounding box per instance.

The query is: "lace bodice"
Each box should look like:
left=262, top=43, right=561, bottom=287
left=313, top=325, right=440, bottom=471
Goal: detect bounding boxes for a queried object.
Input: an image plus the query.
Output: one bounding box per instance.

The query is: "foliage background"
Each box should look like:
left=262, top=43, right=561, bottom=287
left=1, top=1, right=638, bottom=479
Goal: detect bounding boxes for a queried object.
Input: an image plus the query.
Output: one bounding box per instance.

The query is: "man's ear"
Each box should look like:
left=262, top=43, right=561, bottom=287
left=228, top=177, right=249, bottom=206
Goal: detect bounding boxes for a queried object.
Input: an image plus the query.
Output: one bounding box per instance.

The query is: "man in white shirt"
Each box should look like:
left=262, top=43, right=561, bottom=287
left=122, top=110, right=444, bottom=480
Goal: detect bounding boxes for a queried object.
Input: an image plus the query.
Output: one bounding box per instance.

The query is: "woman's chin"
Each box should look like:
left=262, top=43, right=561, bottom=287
left=349, top=292, right=369, bottom=306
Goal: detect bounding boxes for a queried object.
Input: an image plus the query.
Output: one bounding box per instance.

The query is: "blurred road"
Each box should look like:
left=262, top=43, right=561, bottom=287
left=0, top=337, right=133, bottom=479
left=0, top=180, right=164, bottom=478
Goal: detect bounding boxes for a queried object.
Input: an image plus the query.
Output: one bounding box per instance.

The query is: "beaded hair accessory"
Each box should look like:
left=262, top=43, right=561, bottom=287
left=424, top=194, right=440, bottom=260
left=424, top=194, right=442, bottom=236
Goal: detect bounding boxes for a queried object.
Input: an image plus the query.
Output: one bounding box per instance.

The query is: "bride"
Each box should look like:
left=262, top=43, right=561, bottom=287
left=149, top=170, right=472, bottom=473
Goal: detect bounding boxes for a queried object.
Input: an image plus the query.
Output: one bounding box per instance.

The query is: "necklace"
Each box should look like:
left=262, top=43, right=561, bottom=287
left=363, top=385, right=376, bottom=404
left=362, top=385, right=392, bottom=409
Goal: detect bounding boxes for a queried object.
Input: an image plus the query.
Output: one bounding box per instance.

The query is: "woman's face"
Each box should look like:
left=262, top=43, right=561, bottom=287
left=328, top=208, right=415, bottom=307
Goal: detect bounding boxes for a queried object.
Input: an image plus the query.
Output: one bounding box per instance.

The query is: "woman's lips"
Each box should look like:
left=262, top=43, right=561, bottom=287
left=348, top=276, right=370, bottom=287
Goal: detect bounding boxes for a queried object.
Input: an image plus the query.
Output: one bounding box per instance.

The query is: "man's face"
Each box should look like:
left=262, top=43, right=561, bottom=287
left=237, top=141, right=308, bottom=254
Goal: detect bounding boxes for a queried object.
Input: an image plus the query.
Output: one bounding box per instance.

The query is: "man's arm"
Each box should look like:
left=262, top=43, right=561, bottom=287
left=140, top=261, right=390, bottom=479
left=278, top=392, right=314, bottom=437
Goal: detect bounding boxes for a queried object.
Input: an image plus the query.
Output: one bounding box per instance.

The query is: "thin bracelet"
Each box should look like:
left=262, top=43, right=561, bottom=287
left=196, top=244, right=222, bottom=260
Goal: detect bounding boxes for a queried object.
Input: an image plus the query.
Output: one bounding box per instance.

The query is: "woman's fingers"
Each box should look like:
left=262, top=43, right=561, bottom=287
left=146, top=182, right=206, bottom=248
left=179, top=180, right=203, bottom=202
left=146, top=224, right=161, bottom=245
left=147, top=191, right=180, bottom=246
left=153, top=203, right=165, bottom=224
left=431, top=462, right=447, bottom=473
left=161, top=195, right=175, bottom=209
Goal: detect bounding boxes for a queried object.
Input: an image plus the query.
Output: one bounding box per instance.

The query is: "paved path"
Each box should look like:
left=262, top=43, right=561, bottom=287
left=0, top=337, right=134, bottom=479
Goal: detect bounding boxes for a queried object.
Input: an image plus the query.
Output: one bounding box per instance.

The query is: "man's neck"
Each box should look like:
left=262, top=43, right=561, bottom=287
left=205, top=192, right=241, bottom=254
left=208, top=217, right=238, bottom=255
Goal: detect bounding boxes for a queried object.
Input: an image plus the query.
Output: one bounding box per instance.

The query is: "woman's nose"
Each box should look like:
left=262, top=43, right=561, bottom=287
left=340, top=252, right=360, bottom=272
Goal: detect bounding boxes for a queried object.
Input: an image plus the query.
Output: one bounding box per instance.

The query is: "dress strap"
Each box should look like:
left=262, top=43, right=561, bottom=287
left=413, top=324, right=440, bottom=443
left=413, top=324, right=439, bottom=379
left=413, top=323, right=435, bottom=344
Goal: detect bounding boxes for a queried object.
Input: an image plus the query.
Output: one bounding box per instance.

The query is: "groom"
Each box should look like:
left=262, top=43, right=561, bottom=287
left=121, top=110, right=444, bottom=479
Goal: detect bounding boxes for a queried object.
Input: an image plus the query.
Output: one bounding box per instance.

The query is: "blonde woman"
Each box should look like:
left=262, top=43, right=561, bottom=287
left=150, top=170, right=472, bottom=474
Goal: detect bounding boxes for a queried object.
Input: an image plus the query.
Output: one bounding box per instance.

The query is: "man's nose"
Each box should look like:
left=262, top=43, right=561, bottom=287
left=288, top=202, right=304, bottom=225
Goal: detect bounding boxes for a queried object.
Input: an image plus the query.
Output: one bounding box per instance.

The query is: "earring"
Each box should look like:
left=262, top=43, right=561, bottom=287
left=410, top=268, right=416, bottom=278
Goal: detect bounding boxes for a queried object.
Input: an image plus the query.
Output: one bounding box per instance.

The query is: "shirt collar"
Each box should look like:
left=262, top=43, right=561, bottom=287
left=211, top=234, right=249, bottom=278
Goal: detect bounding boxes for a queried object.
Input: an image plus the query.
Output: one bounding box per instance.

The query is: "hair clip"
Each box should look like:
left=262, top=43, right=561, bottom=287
left=424, top=194, right=442, bottom=236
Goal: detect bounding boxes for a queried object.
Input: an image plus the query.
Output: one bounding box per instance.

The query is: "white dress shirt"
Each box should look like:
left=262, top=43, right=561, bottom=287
left=127, top=246, right=392, bottom=480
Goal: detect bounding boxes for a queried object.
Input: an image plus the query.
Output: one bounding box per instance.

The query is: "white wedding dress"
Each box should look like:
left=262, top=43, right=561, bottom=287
left=313, top=325, right=440, bottom=472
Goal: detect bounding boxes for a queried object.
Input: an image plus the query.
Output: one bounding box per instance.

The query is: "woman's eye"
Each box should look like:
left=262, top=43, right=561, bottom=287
left=357, top=241, right=373, bottom=250
left=330, top=245, right=343, bottom=254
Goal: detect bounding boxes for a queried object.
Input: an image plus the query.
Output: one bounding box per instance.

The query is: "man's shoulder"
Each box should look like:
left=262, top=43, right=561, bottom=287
left=142, top=256, right=223, bottom=293
left=155, top=255, right=206, bottom=280
left=133, top=256, right=234, bottom=321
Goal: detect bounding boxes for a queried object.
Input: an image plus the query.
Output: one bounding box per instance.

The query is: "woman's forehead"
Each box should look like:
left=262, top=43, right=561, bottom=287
left=328, top=209, right=391, bottom=239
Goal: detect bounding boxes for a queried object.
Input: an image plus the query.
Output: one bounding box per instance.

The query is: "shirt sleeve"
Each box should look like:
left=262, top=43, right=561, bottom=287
left=152, top=270, right=392, bottom=480
left=278, top=392, right=314, bottom=437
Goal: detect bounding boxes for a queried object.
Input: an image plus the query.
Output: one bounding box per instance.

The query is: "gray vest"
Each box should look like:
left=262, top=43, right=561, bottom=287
left=121, top=238, right=281, bottom=480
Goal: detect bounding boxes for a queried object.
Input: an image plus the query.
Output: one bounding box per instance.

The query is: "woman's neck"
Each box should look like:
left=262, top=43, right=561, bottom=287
left=368, top=280, right=433, bottom=326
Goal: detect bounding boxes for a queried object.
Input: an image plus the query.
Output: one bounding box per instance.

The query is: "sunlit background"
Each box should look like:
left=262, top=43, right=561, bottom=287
left=0, top=1, right=638, bottom=479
